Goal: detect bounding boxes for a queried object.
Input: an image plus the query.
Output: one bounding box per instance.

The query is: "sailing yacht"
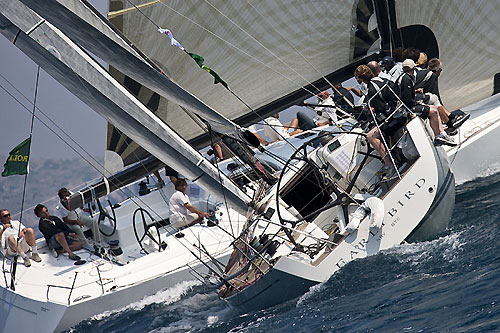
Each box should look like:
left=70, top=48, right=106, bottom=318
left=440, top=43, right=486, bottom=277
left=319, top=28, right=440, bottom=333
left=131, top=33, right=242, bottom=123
left=0, top=1, right=347, bottom=331
left=9, top=0, right=500, bottom=182
left=0, top=0, right=497, bottom=330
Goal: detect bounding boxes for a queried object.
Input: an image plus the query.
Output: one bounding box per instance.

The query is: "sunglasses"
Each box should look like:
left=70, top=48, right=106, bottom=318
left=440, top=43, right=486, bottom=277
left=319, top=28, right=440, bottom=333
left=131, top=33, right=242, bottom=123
left=1, top=213, right=10, bottom=218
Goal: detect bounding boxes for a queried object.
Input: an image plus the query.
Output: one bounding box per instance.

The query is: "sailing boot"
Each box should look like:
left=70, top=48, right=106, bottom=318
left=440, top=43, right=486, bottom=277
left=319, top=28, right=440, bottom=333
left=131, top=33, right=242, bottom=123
left=445, top=110, right=470, bottom=135
left=434, top=132, right=457, bottom=147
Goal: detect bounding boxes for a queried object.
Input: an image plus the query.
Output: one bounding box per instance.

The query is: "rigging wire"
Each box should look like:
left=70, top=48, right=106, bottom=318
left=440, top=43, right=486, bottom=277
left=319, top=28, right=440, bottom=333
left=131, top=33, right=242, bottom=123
left=0, top=71, right=170, bottom=233
left=9, top=66, right=40, bottom=291
left=384, top=0, right=395, bottom=54
left=203, top=0, right=354, bottom=109
left=140, top=0, right=322, bottom=98
left=243, top=0, right=339, bottom=94
left=203, top=0, right=323, bottom=95
left=124, top=0, right=160, bottom=29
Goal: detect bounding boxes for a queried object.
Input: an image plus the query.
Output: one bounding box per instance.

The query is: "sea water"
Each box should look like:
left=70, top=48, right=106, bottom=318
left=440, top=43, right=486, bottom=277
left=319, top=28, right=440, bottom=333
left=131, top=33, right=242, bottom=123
left=69, top=171, right=500, bottom=332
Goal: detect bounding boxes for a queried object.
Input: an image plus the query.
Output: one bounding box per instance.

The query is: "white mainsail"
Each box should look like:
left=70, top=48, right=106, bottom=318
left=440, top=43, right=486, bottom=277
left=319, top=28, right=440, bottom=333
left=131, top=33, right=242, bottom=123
left=394, top=0, right=500, bottom=110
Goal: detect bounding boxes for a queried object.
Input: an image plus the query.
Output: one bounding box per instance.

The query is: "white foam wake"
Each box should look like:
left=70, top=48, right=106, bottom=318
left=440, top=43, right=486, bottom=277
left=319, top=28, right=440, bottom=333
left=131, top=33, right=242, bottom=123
left=90, top=279, right=201, bottom=321
left=384, top=229, right=466, bottom=266
left=455, top=162, right=500, bottom=185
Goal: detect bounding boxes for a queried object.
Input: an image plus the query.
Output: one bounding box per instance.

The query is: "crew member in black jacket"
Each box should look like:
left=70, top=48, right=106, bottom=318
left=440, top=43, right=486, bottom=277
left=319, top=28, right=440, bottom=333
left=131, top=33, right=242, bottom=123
left=34, top=204, right=82, bottom=260
left=355, top=65, right=399, bottom=176
left=397, top=59, right=456, bottom=147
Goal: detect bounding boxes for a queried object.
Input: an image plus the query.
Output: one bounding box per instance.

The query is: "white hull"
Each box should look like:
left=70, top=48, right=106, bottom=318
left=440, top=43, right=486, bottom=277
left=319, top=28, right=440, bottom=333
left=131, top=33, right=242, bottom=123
left=1, top=98, right=496, bottom=331
left=445, top=94, right=500, bottom=184
left=1, top=252, right=228, bottom=332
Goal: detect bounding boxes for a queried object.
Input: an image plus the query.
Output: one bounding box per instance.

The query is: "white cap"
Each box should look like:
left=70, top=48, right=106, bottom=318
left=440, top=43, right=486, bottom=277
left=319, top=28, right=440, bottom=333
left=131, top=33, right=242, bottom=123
left=402, top=59, right=415, bottom=69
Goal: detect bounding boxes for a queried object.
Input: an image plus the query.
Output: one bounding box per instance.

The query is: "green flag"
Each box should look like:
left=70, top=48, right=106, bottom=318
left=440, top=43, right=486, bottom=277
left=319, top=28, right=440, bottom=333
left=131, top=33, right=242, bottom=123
left=2, top=137, right=31, bottom=177
left=201, top=65, right=228, bottom=88
left=188, top=53, right=205, bottom=67
left=188, top=53, right=228, bottom=88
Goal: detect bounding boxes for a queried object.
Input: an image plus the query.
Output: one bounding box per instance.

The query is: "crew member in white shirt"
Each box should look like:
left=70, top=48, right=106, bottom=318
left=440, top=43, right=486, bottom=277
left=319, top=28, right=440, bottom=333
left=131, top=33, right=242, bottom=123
left=169, top=179, right=209, bottom=229
left=0, top=209, right=41, bottom=266
left=262, top=113, right=291, bottom=142
left=56, top=187, right=100, bottom=247
left=311, top=91, right=338, bottom=126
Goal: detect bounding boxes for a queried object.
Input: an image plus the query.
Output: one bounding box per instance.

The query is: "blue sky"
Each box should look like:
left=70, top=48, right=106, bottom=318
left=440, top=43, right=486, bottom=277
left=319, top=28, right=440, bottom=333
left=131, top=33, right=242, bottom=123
left=0, top=37, right=106, bottom=160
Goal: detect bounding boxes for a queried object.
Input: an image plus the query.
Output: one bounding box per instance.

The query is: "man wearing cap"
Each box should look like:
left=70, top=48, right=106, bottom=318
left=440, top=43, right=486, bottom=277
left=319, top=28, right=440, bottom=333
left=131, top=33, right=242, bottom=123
left=404, top=49, right=469, bottom=133
left=397, top=59, right=456, bottom=146
left=380, top=56, right=395, bottom=74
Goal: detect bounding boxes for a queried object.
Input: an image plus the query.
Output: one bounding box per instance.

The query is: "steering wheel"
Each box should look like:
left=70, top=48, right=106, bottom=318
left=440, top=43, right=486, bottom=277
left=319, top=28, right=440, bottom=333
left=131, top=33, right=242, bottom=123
left=132, top=208, right=162, bottom=254
left=95, top=199, right=117, bottom=237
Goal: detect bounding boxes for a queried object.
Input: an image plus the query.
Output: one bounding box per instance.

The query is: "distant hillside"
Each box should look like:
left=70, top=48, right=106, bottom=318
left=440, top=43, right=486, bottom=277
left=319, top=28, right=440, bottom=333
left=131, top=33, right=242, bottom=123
left=0, top=156, right=103, bottom=228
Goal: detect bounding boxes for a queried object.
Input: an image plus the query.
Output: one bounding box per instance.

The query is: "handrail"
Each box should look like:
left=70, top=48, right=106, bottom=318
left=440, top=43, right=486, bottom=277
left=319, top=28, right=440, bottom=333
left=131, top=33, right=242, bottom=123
left=46, top=271, right=78, bottom=305
left=45, top=264, right=108, bottom=304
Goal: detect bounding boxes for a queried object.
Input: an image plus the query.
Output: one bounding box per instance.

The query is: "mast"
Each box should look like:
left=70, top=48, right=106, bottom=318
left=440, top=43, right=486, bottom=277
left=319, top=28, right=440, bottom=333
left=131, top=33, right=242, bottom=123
left=0, top=1, right=251, bottom=214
